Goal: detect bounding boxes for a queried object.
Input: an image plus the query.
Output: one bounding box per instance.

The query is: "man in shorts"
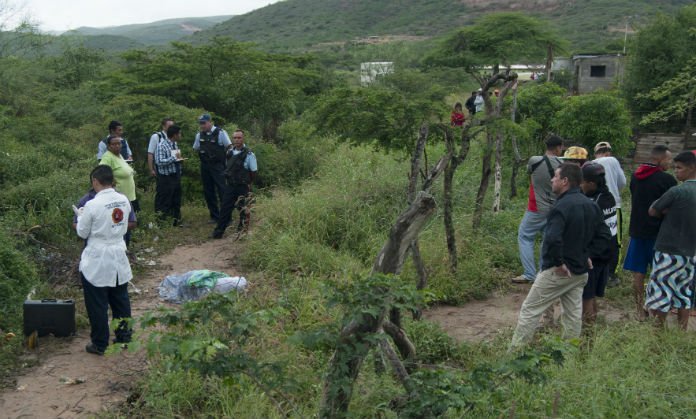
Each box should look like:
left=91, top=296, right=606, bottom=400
left=580, top=163, right=616, bottom=326
left=644, top=151, right=696, bottom=329
left=624, top=145, right=676, bottom=319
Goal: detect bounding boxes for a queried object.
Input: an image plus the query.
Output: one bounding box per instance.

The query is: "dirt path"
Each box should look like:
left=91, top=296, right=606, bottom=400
left=0, top=237, right=241, bottom=419
left=424, top=283, right=630, bottom=343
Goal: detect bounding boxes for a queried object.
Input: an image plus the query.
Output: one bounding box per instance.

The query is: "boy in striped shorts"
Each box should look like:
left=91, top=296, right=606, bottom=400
left=645, top=151, right=696, bottom=329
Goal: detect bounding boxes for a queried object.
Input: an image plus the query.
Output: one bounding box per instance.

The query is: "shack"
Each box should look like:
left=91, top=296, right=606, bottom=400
left=571, top=54, right=624, bottom=94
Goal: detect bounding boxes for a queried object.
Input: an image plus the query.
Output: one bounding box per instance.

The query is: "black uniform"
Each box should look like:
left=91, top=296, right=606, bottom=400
left=212, top=146, right=255, bottom=238
left=197, top=128, right=227, bottom=221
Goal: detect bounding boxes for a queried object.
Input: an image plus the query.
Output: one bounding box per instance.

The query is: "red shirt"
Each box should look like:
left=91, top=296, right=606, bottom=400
left=450, top=111, right=465, bottom=127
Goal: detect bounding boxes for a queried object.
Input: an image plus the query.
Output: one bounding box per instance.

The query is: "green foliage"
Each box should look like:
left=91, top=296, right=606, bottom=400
left=637, top=56, right=696, bottom=127
left=428, top=12, right=567, bottom=70
left=138, top=293, right=299, bottom=415
left=311, top=69, right=446, bottom=152
left=516, top=82, right=566, bottom=143
left=0, top=229, right=39, bottom=330
left=111, top=39, right=329, bottom=140
left=66, top=15, right=232, bottom=46
left=192, top=0, right=691, bottom=54
left=623, top=4, right=696, bottom=130
left=552, top=91, right=632, bottom=155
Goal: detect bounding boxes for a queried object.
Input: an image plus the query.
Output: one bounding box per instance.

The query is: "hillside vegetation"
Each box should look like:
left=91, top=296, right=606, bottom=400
left=192, top=0, right=692, bottom=52
left=0, top=2, right=695, bottom=418
left=67, top=15, right=232, bottom=45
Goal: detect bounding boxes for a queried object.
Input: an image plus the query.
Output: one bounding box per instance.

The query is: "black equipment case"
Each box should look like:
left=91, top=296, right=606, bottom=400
left=23, top=299, right=76, bottom=337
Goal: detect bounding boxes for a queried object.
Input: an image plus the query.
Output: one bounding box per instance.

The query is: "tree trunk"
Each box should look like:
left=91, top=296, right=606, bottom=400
left=545, top=43, right=553, bottom=81
left=492, top=132, right=504, bottom=213
left=443, top=129, right=458, bottom=273
left=407, top=126, right=429, bottom=293
left=319, top=192, right=440, bottom=419
left=442, top=126, right=474, bottom=273
left=510, top=83, right=522, bottom=199
left=473, top=133, right=494, bottom=229
left=685, top=91, right=694, bottom=142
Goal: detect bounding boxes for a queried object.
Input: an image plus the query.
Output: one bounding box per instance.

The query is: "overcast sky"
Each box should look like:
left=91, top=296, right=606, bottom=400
left=13, top=0, right=282, bottom=32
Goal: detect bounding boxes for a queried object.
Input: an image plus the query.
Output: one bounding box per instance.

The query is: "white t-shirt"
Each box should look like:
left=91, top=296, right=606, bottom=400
left=76, top=188, right=133, bottom=287
left=594, top=156, right=626, bottom=208
left=148, top=131, right=167, bottom=155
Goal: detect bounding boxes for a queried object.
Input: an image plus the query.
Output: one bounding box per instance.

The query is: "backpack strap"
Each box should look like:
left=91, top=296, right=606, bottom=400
left=530, top=155, right=555, bottom=179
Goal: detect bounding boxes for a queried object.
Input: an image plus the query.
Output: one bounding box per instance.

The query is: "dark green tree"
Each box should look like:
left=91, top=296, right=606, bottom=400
left=623, top=4, right=696, bottom=131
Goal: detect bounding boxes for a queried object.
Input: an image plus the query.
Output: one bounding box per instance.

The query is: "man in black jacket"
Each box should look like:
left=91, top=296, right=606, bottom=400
left=511, top=163, right=610, bottom=348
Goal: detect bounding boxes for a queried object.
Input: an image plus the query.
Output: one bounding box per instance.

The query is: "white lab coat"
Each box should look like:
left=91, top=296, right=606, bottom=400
left=76, top=188, right=133, bottom=287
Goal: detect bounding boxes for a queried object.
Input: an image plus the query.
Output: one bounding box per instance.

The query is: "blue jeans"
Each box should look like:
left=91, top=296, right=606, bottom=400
left=517, top=210, right=548, bottom=281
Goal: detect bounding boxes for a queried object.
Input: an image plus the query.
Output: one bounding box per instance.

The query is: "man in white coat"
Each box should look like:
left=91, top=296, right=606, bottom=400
left=75, top=165, right=136, bottom=355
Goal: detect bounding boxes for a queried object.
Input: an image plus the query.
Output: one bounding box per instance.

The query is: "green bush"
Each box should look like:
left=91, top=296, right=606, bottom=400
left=0, top=229, right=39, bottom=331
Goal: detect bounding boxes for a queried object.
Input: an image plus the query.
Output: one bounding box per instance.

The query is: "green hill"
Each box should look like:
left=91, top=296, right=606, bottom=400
left=192, top=0, right=692, bottom=52
left=67, top=15, right=232, bottom=45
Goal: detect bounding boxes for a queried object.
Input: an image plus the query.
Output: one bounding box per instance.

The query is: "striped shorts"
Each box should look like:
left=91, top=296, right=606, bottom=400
left=645, top=251, right=696, bottom=312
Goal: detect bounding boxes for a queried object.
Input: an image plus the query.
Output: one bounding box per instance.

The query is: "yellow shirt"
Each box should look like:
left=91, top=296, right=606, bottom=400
left=99, top=152, right=136, bottom=201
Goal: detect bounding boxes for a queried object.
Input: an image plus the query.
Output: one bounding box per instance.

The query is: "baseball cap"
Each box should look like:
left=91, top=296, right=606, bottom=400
left=594, top=141, right=612, bottom=153
left=198, top=113, right=212, bottom=123
left=563, top=146, right=588, bottom=160
left=581, top=162, right=605, bottom=183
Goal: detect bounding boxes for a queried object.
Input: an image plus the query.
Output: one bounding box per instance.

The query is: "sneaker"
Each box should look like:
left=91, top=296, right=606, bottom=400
left=606, top=276, right=620, bottom=288
left=85, top=342, right=105, bottom=356
left=210, top=232, right=223, bottom=239
left=511, top=275, right=533, bottom=284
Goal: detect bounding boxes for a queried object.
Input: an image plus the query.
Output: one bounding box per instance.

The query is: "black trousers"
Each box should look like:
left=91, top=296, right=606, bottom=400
left=155, top=173, right=182, bottom=225
left=81, top=273, right=132, bottom=350
left=123, top=199, right=139, bottom=247
left=200, top=161, right=226, bottom=221
left=213, top=184, right=250, bottom=236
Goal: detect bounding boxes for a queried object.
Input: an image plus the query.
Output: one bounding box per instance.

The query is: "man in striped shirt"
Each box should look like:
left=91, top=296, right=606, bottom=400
left=155, top=125, right=184, bottom=226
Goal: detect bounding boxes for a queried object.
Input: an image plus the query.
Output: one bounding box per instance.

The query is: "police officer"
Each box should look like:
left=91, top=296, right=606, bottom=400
left=97, top=120, right=133, bottom=161
left=193, top=114, right=231, bottom=223
left=212, top=129, right=257, bottom=239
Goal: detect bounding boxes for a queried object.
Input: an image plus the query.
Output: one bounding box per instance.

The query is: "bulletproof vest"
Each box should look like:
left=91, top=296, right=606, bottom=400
left=225, top=147, right=251, bottom=185
left=102, top=136, right=130, bottom=160
left=198, top=128, right=226, bottom=164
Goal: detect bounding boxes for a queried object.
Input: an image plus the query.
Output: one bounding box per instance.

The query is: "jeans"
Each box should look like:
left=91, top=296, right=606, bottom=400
left=81, top=273, right=132, bottom=350
left=511, top=268, right=588, bottom=348
left=517, top=210, right=548, bottom=280
left=200, top=161, right=226, bottom=221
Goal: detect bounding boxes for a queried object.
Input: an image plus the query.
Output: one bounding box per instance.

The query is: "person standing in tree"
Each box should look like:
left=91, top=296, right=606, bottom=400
left=592, top=141, right=626, bottom=287
left=75, top=165, right=135, bottom=355
left=193, top=113, right=231, bottom=224
left=512, top=135, right=564, bottom=284
left=580, top=163, right=617, bottom=326
left=465, top=91, right=477, bottom=116
left=450, top=102, right=465, bottom=127
left=624, top=145, right=676, bottom=320
left=644, top=151, right=696, bottom=329
left=212, top=129, right=257, bottom=239
left=474, top=88, right=485, bottom=113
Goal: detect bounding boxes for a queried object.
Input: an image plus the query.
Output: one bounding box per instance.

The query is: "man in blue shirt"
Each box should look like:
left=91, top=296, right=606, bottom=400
left=212, top=129, right=258, bottom=239
left=193, top=114, right=231, bottom=223
left=155, top=125, right=184, bottom=226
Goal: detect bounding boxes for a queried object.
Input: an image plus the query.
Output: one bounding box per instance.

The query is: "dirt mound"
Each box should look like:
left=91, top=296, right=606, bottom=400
left=0, top=238, right=240, bottom=419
